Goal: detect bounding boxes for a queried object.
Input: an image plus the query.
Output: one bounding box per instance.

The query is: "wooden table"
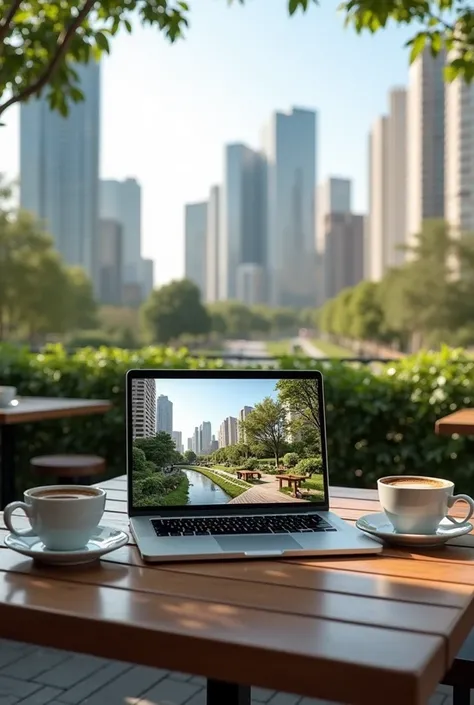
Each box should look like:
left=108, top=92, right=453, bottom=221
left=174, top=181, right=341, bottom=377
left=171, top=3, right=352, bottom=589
left=2, top=477, right=474, bottom=705
left=276, top=473, right=305, bottom=496
left=0, top=397, right=111, bottom=507
left=436, top=409, right=474, bottom=436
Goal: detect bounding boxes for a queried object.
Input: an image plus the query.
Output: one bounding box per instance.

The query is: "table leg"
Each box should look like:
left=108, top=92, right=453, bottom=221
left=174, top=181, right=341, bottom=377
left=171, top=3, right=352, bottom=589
left=0, top=425, right=16, bottom=508
left=206, top=679, right=250, bottom=705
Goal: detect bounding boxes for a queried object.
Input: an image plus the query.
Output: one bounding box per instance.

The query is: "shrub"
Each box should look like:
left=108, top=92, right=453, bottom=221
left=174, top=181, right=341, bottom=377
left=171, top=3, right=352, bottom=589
left=283, top=452, right=299, bottom=468
left=294, top=457, right=322, bottom=476
left=1, top=344, right=474, bottom=494
left=244, top=457, right=259, bottom=469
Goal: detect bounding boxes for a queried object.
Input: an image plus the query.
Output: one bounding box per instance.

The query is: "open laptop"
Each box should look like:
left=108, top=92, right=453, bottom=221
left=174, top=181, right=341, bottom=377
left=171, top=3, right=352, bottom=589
left=127, top=369, right=382, bottom=562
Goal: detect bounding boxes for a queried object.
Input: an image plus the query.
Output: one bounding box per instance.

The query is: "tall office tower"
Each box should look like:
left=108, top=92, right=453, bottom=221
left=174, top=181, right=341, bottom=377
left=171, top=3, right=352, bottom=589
left=193, top=426, right=201, bottom=455
left=206, top=185, right=220, bottom=302
left=200, top=421, right=212, bottom=454
left=185, top=201, right=208, bottom=298
left=238, top=406, right=253, bottom=442
left=98, top=219, right=123, bottom=306
left=316, top=178, right=352, bottom=303
left=261, top=107, right=317, bottom=307
left=220, top=144, right=267, bottom=302
left=324, top=214, right=365, bottom=299
left=156, top=394, right=173, bottom=435
left=140, top=258, right=154, bottom=301
left=445, top=71, right=474, bottom=236
left=386, top=88, right=408, bottom=268
left=172, top=431, right=183, bottom=453
left=131, top=379, right=156, bottom=440
left=100, top=178, right=142, bottom=289
left=218, top=417, right=238, bottom=447
left=20, top=61, right=100, bottom=288
left=367, top=116, right=389, bottom=281
left=407, top=48, right=446, bottom=244
left=187, top=437, right=193, bottom=451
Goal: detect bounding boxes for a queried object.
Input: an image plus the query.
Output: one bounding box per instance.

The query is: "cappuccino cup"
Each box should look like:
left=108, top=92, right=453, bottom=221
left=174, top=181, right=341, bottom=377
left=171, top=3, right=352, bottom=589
left=4, top=485, right=106, bottom=551
left=378, top=475, right=474, bottom=535
left=0, top=386, right=16, bottom=408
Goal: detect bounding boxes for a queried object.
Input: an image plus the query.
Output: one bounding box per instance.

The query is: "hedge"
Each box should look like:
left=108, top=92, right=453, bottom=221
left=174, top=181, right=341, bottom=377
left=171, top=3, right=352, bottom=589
left=1, top=343, right=474, bottom=495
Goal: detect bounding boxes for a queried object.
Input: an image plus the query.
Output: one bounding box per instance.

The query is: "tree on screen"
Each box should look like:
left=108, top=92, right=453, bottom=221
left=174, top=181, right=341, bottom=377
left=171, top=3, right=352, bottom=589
left=2, top=0, right=473, bottom=124
left=184, top=449, right=197, bottom=463
left=134, top=432, right=176, bottom=469
left=240, top=398, right=288, bottom=467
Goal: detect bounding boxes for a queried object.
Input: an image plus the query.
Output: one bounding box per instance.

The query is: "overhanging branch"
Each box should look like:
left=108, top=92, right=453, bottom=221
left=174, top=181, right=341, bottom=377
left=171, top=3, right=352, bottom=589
left=0, top=0, right=23, bottom=46
left=0, top=0, right=96, bottom=118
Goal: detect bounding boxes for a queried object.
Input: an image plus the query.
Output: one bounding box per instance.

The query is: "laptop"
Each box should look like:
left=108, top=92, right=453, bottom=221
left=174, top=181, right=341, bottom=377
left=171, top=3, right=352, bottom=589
left=127, top=368, right=382, bottom=562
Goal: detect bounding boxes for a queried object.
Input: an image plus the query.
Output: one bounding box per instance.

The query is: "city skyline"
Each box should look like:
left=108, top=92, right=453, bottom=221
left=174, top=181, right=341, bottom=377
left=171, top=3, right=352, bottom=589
left=0, top=1, right=415, bottom=287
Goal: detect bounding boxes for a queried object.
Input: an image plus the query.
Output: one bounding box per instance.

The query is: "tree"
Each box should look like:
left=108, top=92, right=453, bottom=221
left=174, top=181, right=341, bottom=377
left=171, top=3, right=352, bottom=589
left=0, top=0, right=316, bottom=121
left=239, top=397, right=288, bottom=466
left=142, top=279, right=210, bottom=344
left=277, top=378, right=320, bottom=433
left=184, top=449, right=197, bottom=464
left=283, top=452, right=299, bottom=468
left=132, top=446, right=147, bottom=474
left=343, top=0, right=474, bottom=83
left=347, top=281, right=385, bottom=342
left=134, top=432, right=176, bottom=468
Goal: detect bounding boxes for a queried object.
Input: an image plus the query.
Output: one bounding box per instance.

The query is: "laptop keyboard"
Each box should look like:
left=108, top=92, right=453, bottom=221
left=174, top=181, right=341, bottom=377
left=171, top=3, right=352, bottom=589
left=151, top=514, right=337, bottom=537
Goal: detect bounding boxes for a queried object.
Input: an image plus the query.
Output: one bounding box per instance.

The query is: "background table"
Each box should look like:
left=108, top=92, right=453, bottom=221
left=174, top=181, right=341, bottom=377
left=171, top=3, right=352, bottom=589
left=0, top=397, right=111, bottom=507
left=436, top=409, right=474, bottom=436
left=0, top=477, right=474, bottom=705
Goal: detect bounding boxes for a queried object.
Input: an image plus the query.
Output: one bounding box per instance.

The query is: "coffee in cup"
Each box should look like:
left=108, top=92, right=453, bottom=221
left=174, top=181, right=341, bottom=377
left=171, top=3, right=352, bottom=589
left=3, top=485, right=106, bottom=551
left=378, top=475, right=474, bottom=535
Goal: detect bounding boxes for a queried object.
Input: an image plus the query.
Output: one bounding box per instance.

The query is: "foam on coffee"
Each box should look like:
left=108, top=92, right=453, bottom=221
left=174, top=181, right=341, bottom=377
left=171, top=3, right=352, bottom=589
left=33, top=488, right=99, bottom=500
left=381, top=477, right=445, bottom=489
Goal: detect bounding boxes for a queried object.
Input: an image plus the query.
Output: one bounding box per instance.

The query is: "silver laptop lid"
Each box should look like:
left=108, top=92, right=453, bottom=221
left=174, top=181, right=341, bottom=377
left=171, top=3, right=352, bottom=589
left=126, top=369, right=330, bottom=517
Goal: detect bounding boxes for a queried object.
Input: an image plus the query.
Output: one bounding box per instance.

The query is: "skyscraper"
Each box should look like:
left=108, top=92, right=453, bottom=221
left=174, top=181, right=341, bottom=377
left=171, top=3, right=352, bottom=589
left=220, top=144, right=266, bottom=302
left=262, top=107, right=317, bottom=307
left=200, top=421, right=212, bottom=454
left=193, top=426, right=200, bottom=455
left=367, top=116, right=389, bottom=281
left=218, top=417, right=238, bottom=448
left=185, top=202, right=208, bottom=298
left=172, top=431, right=183, bottom=453
left=407, top=48, right=446, bottom=244
left=323, top=213, right=365, bottom=299
left=131, top=379, right=156, bottom=440
left=98, top=219, right=123, bottom=306
left=156, top=395, right=173, bottom=435
left=386, top=88, right=408, bottom=268
left=238, top=406, right=253, bottom=442
left=100, top=178, right=142, bottom=288
left=20, top=61, right=100, bottom=288
left=316, top=178, right=352, bottom=303
left=206, top=185, right=220, bottom=303
left=445, top=71, right=474, bottom=236
left=141, top=258, right=154, bottom=301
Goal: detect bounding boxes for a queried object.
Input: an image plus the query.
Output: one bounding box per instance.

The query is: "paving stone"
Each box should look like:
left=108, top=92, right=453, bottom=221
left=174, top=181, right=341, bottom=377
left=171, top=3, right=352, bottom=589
left=183, top=692, right=205, bottom=705
left=167, top=674, right=193, bottom=683
left=0, top=676, right=41, bottom=700
left=429, top=693, right=448, bottom=705
left=16, top=686, right=64, bottom=704
left=189, top=677, right=206, bottom=687
left=0, top=697, right=19, bottom=705
left=0, top=644, right=35, bottom=671
left=58, top=663, right=131, bottom=704
left=34, top=655, right=108, bottom=689
left=267, top=694, right=301, bottom=705
left=79, top=666, right=168, bottom=705
left=1, top=651, right=70, bottom=681
left=137, top=677, right=201, bottom=705
left=252, top=687, right=277, bottom=703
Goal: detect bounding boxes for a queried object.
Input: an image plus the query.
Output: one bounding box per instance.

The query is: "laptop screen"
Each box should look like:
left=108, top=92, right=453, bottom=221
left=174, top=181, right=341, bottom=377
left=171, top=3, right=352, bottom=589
left=129, top=374, right=328, bottom=510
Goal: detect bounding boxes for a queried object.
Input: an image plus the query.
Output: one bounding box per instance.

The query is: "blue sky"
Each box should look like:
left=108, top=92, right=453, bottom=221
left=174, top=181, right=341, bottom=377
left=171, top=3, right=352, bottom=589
left=0, top=0, right=414, bottom=285
left=155, top=377, right=279, bottom=441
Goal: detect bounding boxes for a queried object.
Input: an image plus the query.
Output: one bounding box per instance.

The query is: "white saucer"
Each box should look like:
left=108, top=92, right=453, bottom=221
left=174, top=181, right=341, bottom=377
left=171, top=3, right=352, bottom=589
left=356, top=512, right=473, bottom=547
left=4, top=525, right=128, bottom=565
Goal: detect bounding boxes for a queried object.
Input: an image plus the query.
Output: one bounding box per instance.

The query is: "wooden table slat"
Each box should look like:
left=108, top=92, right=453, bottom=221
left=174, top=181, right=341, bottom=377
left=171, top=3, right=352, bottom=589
left=436, top=408, right=474, bottom=436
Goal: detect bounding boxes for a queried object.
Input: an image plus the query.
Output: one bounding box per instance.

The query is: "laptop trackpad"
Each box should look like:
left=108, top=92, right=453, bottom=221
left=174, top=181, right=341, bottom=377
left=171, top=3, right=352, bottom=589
left=216, top=534, right=301, bottom=555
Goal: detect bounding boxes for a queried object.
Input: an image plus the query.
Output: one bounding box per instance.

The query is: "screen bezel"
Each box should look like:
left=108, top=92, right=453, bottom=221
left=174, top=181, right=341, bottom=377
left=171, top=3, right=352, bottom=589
left=126, top=368, right=330, bottom=517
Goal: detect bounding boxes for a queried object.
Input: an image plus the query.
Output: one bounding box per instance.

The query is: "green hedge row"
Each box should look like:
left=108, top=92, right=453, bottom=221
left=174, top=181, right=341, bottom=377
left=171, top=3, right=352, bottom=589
left=1, top=344, right=474, bottom=495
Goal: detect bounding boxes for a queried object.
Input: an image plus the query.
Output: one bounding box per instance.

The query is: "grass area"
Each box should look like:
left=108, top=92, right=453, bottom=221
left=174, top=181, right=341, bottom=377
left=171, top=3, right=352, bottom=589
left=266, top=339, right=292, bottom=356
left=183, top=466, right=251, bottom=499
left=159, top=475, right=190, bottom=506
left=310, top=338, right=353, bottom=358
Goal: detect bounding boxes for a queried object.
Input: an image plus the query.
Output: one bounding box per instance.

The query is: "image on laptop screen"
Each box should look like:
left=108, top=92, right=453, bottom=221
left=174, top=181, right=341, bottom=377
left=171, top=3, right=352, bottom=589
left=130, top=376, right=326, bottom=508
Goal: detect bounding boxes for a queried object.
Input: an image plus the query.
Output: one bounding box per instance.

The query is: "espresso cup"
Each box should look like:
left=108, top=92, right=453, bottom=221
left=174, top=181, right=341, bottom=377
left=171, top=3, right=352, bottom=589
left=3, top=485, right=106, bottom=551
left=378, top=475, right=474, bottom=535
left=0, top=386, right=16, bottom=408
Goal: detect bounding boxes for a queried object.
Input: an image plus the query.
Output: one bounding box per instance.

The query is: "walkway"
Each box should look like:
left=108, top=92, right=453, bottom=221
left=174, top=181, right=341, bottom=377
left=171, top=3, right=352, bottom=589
left=294, top=337, right=325, bottom=359
left=228, top=472, right=305, bottom=504
left=0, top=637, right=457, bottom=704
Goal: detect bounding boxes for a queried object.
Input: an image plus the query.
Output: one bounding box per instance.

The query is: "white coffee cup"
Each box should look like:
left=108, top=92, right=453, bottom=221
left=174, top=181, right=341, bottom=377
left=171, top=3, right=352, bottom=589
left=0, top=386, right=16, bottom=408
left=4, top=485, right=106, bottom=551
left=378, top=475, right=474, bottom=535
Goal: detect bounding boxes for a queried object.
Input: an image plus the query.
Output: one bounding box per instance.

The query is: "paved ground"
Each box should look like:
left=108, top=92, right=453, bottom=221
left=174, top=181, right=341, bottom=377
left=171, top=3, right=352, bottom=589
left=293, top=338, right=325, bottom=359
left=228, top=471, right=305, bottom=504
left=0, top=639, right=460, bottom=705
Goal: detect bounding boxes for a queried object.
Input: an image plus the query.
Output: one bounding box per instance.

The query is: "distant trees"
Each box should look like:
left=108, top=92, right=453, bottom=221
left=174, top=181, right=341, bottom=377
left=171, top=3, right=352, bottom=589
left=318, top=220, right=474, bottom=352
left=142, top=279, right=211, bottom=345
left=239, top=398, right=288, bottom=467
